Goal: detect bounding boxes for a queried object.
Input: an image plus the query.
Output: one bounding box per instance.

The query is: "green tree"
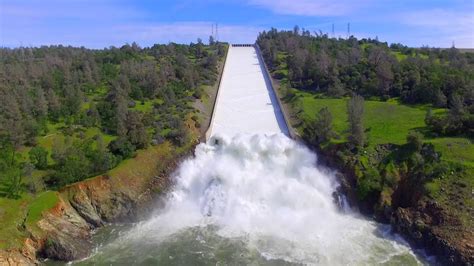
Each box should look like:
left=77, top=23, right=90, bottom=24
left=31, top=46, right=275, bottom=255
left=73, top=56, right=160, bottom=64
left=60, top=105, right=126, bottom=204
left=217, top=43, right=226, bottom=56
left=307, top=107, right=336, bottom=145
left=209, top=35, right=215, bottom=46
left=33, top=87, right=48, bottom=118
left=449, top=94, right=465, bottom=118
left=167, top=118, right=188, bottom=146
left=50, top=143, right=91, bottom=187
left=29, top=146, right=49, bottom=170
left=327, top=66, right=345, bottom=98
left=0, top=140, right=23, bottom=198
left=357, top=168, right=382, bottom=200
left=91, top=136, right=117, bottom=174
left=195, top=38, right=204, bottom=58
left=347, top=94, right=366, bottom=147
left=406, top=131, right=424, bottom=152
left=424, top=108, right=434, bottom=125
left=108, top=137, right=136, bottom=159
left=86, top=102, right=101, bottom=127
left=126, top=111, right=148, bottom=149
left=0, top=88, right=24, bottom=151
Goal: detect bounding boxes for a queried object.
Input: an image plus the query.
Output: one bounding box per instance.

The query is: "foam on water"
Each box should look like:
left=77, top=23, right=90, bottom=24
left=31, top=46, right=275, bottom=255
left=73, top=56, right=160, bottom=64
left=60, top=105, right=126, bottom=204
left=77, top=134, right=422, bottom=265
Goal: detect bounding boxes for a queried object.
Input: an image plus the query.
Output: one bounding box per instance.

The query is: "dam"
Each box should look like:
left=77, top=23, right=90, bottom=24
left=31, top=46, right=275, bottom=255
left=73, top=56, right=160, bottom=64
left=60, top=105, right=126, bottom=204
left=207, top=45, right=289, bottom=138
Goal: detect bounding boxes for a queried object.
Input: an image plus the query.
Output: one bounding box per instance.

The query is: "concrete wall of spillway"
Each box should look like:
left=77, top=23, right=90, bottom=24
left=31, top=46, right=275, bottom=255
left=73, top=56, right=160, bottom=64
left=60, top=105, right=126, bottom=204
left=206, top=44, right=292, bottom=140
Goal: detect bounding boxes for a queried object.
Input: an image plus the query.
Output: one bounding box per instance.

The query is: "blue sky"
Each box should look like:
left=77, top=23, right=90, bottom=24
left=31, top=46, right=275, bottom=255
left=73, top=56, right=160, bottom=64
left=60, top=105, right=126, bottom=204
left=1, top=0, right=473, bottom=48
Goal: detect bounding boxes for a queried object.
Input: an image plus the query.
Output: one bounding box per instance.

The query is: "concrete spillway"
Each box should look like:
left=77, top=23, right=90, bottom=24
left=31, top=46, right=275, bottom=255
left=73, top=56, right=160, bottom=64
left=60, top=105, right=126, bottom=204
left=207, top=45, right=289, bottom=138
left=77, top=44, right=422, bottom=266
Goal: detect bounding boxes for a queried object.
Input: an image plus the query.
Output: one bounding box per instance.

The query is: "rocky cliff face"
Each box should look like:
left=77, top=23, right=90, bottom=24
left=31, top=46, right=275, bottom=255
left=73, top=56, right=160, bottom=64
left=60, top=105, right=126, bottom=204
left=0, top=140, right=192, bottom=264
left=36, top=194, right=93, bottom=261
left=36, top=175, right=160, bottom=261
left=391, top=202, right=473, bottom=265
left=317, top=144, right=473, bottom=266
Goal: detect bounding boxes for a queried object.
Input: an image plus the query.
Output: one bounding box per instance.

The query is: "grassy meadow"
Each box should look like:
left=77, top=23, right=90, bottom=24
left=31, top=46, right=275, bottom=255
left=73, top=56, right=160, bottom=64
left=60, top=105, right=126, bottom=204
left=293, top=91, right=473, bottom=165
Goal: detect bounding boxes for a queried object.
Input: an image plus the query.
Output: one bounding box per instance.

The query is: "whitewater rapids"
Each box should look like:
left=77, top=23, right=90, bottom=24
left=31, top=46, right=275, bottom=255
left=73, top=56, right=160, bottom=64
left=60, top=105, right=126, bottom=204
left=74, top=134, right=421, bottom=265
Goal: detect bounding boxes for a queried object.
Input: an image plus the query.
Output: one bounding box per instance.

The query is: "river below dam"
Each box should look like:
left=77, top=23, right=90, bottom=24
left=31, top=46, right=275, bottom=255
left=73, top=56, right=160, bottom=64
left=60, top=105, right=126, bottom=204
left=48, top=134, right=427, bottom=265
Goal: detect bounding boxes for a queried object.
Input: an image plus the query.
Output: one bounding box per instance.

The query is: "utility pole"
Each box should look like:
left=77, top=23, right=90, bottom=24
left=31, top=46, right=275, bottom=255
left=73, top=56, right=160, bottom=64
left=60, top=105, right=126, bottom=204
left=214, top=23, right=218, bottom=41
left=347, top=23, right=351, bottom=39
left=331, top=23, right=335, bottom=38
left=216, top=23, right=219, bottom=42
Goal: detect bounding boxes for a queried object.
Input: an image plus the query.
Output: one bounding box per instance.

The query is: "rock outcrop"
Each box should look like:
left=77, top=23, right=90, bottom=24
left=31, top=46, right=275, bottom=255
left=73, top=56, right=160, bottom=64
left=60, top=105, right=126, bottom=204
left=37, top=196, right=92, bottom=261
left=0, top=250, right=34, bottom=265
left=315, top=143, right=473, bottom=265
left=391, top=202, right=474, bottom=265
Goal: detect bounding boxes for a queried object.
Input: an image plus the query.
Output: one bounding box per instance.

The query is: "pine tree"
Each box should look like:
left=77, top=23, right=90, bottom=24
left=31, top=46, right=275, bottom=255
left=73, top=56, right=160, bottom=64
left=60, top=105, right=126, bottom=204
left=347, top=94, right=366, bottom=147
left=307, top=107, right=336, bottom=145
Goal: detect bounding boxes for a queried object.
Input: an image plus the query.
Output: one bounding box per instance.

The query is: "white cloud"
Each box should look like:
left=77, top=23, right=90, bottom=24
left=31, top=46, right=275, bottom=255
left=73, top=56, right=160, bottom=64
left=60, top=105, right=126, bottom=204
left=401, top=9, right=473, bottom=28
left=247, top=0, right=367, bottom=16
left=1, top=0, right=473, bottom=48
left=113, top=22, right=264, bottom=46
left=399, top=9, right=474, bottom=47
left=1, top=19, right=264, bottom=48
left=0, top=0, right=264, bottom=47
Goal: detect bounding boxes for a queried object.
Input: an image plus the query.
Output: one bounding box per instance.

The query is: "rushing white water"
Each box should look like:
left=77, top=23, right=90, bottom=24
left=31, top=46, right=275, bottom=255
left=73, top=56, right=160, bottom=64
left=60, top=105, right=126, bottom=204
left=74, top=133, right=421, bottom=265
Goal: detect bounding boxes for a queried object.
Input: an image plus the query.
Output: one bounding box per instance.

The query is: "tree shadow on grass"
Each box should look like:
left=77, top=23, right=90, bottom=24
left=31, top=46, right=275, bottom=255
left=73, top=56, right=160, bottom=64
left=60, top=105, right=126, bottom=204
left=0, top=181, right=23, bottom=199
left=412, top=126, right=437, bottom=139
left=413, top=126, right=474, bottom=142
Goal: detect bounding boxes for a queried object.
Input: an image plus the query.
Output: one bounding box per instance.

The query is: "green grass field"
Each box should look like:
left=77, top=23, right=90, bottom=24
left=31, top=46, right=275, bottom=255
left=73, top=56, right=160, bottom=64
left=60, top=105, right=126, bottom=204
left=25, top=191, right=59, bottom=235
left=0, top=191, right=59, bottom=249
left=0, top=194, right=31, bottom=249
left=392, top=51, right=408, bottom=61
left=293, top=91, right=474, bottom=167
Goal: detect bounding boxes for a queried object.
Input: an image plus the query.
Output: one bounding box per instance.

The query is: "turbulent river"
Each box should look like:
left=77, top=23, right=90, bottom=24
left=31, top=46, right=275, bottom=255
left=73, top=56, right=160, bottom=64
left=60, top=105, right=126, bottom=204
left=63, top=134, right=424, bottom=265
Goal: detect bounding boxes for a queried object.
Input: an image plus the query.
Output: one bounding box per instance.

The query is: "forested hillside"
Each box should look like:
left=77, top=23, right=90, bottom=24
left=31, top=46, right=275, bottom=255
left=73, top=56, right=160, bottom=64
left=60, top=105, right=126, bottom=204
left=0, top=41, right=226, bottom=196
left=258, top=28, right=473, bottom=264
left=258, top=27, right=473, bottom=108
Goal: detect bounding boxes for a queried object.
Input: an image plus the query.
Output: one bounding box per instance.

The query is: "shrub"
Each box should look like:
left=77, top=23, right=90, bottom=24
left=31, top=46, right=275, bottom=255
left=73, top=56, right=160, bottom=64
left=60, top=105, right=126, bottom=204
left=108, top=137, right=136, bottom=159
left=357, top=168, right=382, bottom=200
